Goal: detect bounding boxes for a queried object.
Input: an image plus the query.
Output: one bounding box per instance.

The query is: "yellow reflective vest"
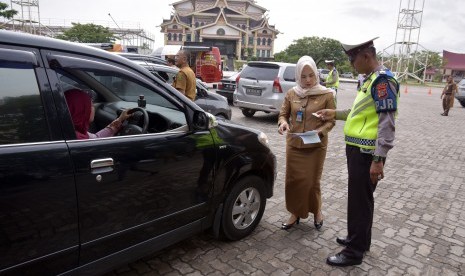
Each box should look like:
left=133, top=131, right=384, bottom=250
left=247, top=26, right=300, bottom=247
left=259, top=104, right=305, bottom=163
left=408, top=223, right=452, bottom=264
left=343, top=71, right=399, bottom=149
left=325, top=69, right=339, bottom=89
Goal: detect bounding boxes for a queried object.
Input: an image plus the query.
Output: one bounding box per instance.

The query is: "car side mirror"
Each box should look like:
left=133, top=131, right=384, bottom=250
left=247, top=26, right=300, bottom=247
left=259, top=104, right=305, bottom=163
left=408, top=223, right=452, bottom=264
left=197, top=87, right=208, bottom=98
left=193, top=110, right=217, bottom=130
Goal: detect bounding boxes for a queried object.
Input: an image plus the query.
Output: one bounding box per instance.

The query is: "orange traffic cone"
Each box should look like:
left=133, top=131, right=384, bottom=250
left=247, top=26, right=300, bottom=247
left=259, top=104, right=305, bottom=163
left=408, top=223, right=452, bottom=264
left=428, top=87, right=432, bottom=95
left=404, top=86, right=408, bottom=94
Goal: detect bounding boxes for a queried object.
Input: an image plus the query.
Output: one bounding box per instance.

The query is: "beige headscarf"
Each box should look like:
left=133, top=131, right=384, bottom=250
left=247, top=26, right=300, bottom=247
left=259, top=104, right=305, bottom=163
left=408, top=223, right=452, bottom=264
left=293, top=55, right=333, bottom=98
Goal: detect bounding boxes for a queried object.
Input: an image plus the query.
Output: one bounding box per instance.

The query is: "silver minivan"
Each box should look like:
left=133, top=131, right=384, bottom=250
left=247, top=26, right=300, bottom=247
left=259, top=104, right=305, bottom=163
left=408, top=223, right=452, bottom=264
left=233, top=61, right=296, bottom=117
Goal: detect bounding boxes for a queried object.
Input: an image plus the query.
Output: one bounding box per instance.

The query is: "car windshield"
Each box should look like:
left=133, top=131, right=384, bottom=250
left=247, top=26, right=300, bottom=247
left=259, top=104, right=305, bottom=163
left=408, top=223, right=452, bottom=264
left=241, top=64, right=279, bottom=81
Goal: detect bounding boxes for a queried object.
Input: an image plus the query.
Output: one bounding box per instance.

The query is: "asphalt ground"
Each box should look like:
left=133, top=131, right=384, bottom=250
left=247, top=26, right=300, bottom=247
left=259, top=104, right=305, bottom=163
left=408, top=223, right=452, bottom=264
left=108, top=82, right=465, bottom=276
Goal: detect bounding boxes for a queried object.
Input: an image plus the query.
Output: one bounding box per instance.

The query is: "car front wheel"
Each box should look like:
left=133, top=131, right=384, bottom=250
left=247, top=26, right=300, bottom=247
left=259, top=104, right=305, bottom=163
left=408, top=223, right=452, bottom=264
left=459, top=99, right=465, bottom=107
left=241, top=108, right=256, bottom=117
left=221, top=175, right=266, bottom=241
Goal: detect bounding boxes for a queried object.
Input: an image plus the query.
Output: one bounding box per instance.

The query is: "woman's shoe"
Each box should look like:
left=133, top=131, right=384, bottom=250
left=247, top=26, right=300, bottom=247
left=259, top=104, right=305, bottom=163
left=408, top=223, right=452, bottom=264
left=281, top=216, right=300, bottom=230
left=314, top=212, right=324, bottom=230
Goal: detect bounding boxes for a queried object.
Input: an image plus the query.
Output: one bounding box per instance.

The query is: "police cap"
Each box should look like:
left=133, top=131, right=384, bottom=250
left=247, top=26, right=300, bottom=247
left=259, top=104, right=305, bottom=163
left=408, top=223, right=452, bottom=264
left=341, top=37, right=379, bottom=56
left=324, top=59, right=335, bottom=64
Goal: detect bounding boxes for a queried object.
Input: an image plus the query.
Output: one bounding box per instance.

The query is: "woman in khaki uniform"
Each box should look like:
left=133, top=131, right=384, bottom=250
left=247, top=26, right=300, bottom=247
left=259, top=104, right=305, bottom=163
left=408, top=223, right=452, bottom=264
left=278, top=56, right=336, bottom=230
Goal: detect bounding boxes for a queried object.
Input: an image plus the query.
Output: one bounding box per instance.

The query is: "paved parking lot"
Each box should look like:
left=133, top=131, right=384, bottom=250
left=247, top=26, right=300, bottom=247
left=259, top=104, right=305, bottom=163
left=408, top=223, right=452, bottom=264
left=109, top=83, right=465, bottom=275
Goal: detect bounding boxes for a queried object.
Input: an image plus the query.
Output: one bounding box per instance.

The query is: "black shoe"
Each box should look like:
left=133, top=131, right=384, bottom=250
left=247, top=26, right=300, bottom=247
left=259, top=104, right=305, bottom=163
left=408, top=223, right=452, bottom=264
left=314, top=212, right=324, bottom=230
left=336, top=237, right=349, bottom=246
left=336, top=237, right=370, bottom=251
left=281, top=217, right=300, bottom=230
left=326, top=252, right=362, bottom=267
left=314, top=219, right=323, bottom=230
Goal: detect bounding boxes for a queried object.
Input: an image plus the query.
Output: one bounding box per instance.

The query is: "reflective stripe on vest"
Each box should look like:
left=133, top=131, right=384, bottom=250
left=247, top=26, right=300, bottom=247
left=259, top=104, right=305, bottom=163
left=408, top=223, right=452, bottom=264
left=326, top=69, right=339, bottom=89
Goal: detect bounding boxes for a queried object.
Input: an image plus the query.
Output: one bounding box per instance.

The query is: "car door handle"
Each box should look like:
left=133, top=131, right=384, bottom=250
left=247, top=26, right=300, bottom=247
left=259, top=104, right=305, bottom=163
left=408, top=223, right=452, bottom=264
left=91, top=158, right=114, bottom=174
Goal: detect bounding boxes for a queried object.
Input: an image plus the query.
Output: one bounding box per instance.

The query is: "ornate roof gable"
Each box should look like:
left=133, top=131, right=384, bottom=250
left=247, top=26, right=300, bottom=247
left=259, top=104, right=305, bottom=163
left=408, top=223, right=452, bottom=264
left=195, top=8, right=244, bottom=33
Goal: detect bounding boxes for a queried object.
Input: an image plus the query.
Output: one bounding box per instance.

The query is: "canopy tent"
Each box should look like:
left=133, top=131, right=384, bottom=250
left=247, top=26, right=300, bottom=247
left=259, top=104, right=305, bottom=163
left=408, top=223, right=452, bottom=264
left=151, top=45, right=182, bottom=60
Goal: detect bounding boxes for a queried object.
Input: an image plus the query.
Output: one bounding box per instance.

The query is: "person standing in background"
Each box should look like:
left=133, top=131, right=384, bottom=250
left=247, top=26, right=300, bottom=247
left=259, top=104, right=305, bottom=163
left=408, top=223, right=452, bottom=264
left=321, top=59, right=339, bottom=101
left=173, top=50, right=196, bottom=101
left=441, top=75, right=457, bottom=116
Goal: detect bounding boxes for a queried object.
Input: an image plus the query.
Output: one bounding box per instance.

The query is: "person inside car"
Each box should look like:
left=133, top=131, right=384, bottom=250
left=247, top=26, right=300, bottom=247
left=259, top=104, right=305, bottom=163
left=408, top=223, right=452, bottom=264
left=65, top=89, right=132, bottom=139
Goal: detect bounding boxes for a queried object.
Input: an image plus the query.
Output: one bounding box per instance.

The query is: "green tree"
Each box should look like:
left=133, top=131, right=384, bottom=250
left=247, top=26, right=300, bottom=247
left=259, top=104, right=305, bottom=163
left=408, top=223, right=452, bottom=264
left=0, top=2, right=18, bottom=21
left=56, top=23, right=116, bottom=43
left=274, top=36, right=346, bottom=67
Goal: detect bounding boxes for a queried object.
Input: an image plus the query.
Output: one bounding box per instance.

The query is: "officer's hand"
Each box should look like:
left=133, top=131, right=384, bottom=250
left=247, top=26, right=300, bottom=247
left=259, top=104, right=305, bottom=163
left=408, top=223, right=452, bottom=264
left=316, top=109, right=335, bottom=121
left=370, top=161, right=384, bottom=184
left=278, top=122, right=290, bottom=135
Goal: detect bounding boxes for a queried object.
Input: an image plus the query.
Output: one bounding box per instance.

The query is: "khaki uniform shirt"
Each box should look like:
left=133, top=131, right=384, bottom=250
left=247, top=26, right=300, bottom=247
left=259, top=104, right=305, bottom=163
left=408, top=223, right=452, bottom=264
left=173, top=66, right=196, bottom=101
left=278, top=89, right=336, bottom=148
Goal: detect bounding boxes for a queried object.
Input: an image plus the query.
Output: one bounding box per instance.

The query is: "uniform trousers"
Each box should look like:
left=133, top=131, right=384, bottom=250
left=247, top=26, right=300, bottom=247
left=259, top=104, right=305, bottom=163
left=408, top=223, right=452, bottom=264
left=442, top=94, right=452, bottom=115
left=342, top=145, right=380, bottom=259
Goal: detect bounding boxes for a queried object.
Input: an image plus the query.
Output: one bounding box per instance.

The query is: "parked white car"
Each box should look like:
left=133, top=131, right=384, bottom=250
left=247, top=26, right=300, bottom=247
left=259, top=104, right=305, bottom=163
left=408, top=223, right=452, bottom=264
left=455, top=79, right=465, bottom=107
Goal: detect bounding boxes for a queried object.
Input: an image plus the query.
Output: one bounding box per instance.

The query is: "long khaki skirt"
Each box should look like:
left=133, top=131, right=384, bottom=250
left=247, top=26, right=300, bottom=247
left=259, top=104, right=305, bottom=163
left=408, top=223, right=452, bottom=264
left=285, top=145, right=327, bottom=219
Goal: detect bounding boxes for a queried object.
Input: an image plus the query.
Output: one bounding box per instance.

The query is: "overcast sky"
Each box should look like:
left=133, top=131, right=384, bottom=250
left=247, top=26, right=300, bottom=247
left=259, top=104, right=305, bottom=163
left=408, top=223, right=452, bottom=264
left=33, top=0, right=465, bottom=54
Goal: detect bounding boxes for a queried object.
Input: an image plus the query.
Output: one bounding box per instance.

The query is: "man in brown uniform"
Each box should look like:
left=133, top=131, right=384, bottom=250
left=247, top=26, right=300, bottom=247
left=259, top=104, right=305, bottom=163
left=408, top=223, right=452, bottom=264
left=173, top=50, right=196, bottom=101
left=440, top=75, right=458, bottom=116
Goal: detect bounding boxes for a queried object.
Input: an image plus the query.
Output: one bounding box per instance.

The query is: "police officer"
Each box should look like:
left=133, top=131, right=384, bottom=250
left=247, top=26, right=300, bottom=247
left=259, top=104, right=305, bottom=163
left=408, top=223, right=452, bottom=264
left=321, top=59, right=339, bottom=96
left=317, top=37, right=400, bottom=266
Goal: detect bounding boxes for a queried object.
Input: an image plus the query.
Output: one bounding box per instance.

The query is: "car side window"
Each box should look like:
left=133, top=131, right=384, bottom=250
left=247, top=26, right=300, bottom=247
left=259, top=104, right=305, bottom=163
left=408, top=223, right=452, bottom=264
left=283, top=66, right=296, bottom=82
left=0, top=63, right=49, bottom=144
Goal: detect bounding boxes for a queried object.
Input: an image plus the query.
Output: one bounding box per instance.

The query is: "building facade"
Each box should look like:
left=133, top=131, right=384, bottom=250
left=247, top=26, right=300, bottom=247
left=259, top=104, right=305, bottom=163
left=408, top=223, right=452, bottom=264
left=442, top=50, right=465, bottom=82
left=159, top=0, right=279, bottom=64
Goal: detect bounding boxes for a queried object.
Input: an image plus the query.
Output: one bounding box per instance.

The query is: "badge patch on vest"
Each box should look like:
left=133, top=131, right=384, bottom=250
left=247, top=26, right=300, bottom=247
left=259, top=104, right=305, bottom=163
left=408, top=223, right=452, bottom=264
left=371, top=76, right=398, bottom=113
left=376, top=82, right=388, bottom=99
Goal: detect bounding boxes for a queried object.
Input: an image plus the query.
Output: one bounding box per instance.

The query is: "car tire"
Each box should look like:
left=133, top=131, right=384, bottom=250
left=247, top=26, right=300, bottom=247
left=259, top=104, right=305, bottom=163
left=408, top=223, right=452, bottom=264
left=241, top=108, right=256, bottom=117
left=220, top=175, right=266, bottom=241
left=459, top=100, right=465, bottom=108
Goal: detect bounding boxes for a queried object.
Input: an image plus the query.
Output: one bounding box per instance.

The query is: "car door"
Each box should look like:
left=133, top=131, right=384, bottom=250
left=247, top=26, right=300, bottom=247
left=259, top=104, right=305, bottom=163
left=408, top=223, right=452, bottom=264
left=0, top=47, right=79, bottom=274
left=43, top=51, right=216, bottom=266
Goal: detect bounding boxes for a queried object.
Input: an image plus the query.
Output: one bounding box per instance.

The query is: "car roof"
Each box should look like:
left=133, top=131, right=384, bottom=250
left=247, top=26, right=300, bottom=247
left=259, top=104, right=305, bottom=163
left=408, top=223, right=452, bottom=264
left=113, top=52, right=168, bottom=65
left=247, top=61, right=295, bottom=67
left=0, top=30, right=139, bottom=66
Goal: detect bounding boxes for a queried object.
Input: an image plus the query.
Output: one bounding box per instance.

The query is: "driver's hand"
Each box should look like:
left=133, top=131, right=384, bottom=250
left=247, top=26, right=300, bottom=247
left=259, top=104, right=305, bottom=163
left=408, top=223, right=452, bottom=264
left=118, top=109, right=132, bottom=122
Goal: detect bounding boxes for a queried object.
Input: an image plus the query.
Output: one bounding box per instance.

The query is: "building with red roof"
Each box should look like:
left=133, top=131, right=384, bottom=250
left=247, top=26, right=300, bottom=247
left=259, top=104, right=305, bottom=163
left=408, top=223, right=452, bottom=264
left=443, top=50, right=465, bottom=82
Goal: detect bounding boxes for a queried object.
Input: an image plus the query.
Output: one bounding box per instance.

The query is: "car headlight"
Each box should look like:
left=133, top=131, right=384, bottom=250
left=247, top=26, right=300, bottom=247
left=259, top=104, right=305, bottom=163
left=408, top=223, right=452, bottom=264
left=258, top=132, right=269, bottom=148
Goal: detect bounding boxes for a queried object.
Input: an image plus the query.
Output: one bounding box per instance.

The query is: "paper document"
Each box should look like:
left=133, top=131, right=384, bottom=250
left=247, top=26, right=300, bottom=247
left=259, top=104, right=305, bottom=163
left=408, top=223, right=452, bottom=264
left=289, top=130, right=321, bottom=144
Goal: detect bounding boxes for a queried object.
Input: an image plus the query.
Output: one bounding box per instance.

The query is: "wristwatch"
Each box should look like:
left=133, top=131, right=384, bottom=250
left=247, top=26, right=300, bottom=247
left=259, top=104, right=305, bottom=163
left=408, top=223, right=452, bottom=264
left=372, top=155, right=386, bottom=163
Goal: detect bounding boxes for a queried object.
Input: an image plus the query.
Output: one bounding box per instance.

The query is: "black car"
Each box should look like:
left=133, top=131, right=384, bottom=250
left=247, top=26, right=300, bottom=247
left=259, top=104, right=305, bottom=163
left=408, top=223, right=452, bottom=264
left=216, top=71, right=240, bottom=103
left=0, top=30, right=276, bottom=275
left=134, top=61, right=232, bottom=120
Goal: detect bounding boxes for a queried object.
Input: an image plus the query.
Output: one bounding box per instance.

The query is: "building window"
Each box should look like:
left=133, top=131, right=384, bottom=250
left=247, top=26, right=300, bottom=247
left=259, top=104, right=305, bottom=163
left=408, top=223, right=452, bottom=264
left=268, top=38, right=272, bottom=46
left=186, top=33, right=191, bottom=42
left=173, top=25, right=178, bottom=29
left=242, top=24, right=246, bottom=30
left=200, top=22, right=205, bottom=26
left=242, top=34, right=246, bottom=44
left=267, top=50, right=271, bottom=57
left=217, top=28, right=225, bottom=36
left=168, top=33, right=172, bottom=41
left=173, top=33, right=178, bottom=41
left=179, top=34, right=183, bottom=41
left=257, top=38, right=261, bottom=46
left=195, top=22, right=199, bottom=28
left=262, top=30, right=267, bottom=34
left=262, top=38, right=266, bottom=45
left=249, top=37, right=253, bottom=45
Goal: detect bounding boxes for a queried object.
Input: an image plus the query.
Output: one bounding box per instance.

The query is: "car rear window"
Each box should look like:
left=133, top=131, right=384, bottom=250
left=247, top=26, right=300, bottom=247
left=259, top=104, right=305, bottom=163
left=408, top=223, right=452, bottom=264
left=241, top=64, right=279, bottom=81
left=283, top=66, right=296, bottom=81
